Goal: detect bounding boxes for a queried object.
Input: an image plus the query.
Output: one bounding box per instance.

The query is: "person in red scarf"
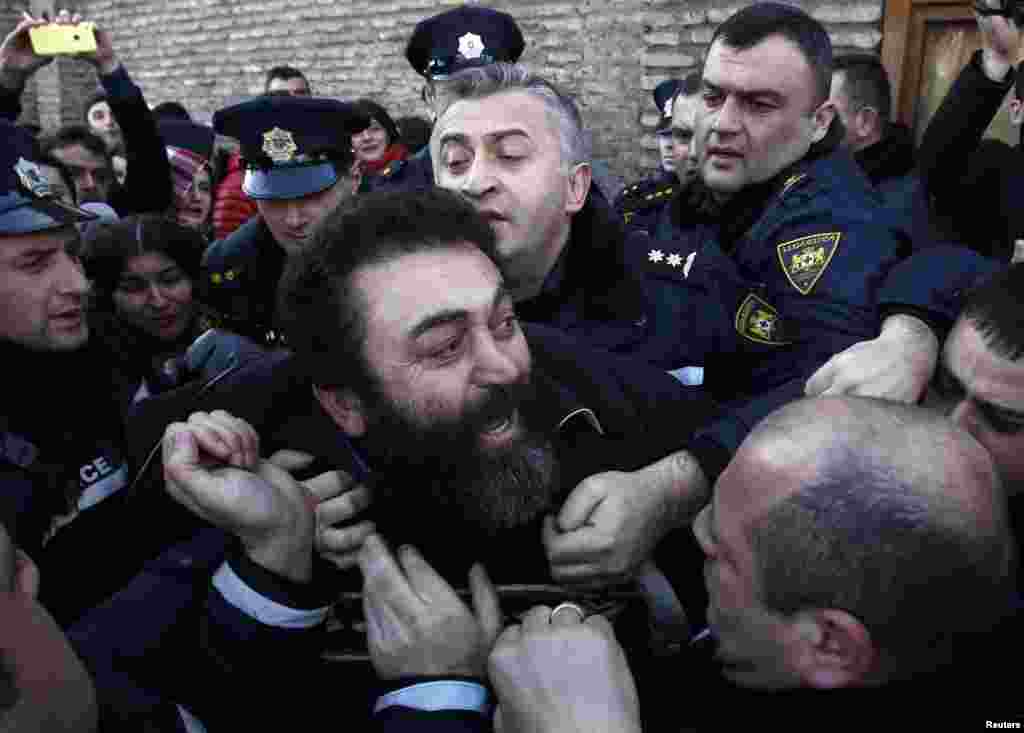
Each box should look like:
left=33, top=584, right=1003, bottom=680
left=350, top=99, right=409, bottom=193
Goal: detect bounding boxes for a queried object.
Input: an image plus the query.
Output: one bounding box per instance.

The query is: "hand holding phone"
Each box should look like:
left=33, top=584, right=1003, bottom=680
left=28, top=23, right=97, bottom=56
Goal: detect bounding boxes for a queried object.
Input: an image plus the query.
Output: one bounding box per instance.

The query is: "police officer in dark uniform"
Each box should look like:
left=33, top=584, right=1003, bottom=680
left=370, top=4, right=525, bottom=193
left=0, top=121, right=188, bottom=626
left=637, top=4, right=911, bottom=487
left=616, top=74, right=701, bottom=235
left=200, top=96, right=369, bottom=345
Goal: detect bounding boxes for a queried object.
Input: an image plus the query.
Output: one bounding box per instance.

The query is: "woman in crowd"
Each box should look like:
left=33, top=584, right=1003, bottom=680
left=350, top=99, right=409, bottom=192
left=159, top=120, right=215, bottom=239
left=82, top=213, right=207, bottom=413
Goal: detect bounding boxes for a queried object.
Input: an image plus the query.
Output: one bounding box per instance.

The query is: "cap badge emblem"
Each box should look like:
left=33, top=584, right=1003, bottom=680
left=262, top=127, right=298, bottom=163
left=663, top=98, right=673, bottom=116
left=458, top=32, right=485, bottom=60
left=14, top=157, right=51, bottom=198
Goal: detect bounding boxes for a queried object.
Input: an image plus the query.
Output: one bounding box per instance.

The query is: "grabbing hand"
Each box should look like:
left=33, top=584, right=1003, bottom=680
left=545, top=451, right=708, bottom=586
left=804, top=314, right=939, bottom=404
left=489, top=606, right=641, bottom=733
left=0, top=13, right=53, bottom=86
left=162, top=410, right=348, bottom=583
left=360, top=534, right=502, bottom=679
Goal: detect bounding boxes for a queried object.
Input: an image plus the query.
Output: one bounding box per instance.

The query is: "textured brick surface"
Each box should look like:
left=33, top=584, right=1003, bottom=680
left=4, top=0, right=886, bottom=181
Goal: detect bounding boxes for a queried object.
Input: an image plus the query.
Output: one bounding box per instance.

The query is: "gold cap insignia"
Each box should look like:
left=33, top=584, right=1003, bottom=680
left=458, top=32, right=485, bottom=60
left=777, top=232, right=841, bottom=295
left=14, top=157, right=51, bottom=198
left=736, top=293, right=789, bottom=345
left=262, top=127, right=298, bottom=163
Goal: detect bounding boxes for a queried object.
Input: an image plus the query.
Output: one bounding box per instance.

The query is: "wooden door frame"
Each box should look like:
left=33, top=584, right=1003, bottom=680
left=881, top=0, right=975, bottom=128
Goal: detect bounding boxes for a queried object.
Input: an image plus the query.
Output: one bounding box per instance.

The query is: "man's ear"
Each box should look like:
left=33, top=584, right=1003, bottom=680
left=565, top=162, right=592, bottom=214
left=810, top=101, right=837, bottom=144
left=790, top=608, right=876, bottom=689
left=313, top=385, right=368, bottom=437
left=1010, top=98, right=1024, bottom=127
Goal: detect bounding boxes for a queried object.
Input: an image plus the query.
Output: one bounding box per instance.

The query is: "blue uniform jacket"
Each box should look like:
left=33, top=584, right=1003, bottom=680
left=198, top=215, right=288, bottom=346
left=641, top=147, right=910, bottom=474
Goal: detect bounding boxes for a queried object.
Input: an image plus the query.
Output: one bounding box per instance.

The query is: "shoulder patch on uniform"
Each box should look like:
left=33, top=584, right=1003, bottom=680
left=735, top=293, right=789, bottom=345
left=776, top=232, right=840, bottom=295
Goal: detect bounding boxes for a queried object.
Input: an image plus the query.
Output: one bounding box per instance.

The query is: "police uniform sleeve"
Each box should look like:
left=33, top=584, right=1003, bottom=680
left=876, top=245, right=1002, bottom=340
left=102, top=65, right=173, bottom=216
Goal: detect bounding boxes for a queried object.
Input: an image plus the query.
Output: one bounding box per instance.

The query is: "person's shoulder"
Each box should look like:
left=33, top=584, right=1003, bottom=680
left=373, top=148, right=434, bottom=192
left=204, top=216, right=267, bottom=273
left=614, top=176, right=678, bottom=215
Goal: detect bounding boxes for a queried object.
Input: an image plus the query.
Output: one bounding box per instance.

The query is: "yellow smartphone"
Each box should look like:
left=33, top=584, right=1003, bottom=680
left=28, top=23, right=97, bottom=55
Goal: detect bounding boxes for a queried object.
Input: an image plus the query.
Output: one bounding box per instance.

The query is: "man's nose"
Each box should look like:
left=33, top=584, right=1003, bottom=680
left=285, top=202, right=306, bottom=227
left=951, top=398, right=979, bottom=436
left=460, top=158, right=498, bottom=199
left=471, top=331, right=522, bottom=385
left=56, top=250, right=89, bottom=297
left=711, top=97, right=742, bottom=134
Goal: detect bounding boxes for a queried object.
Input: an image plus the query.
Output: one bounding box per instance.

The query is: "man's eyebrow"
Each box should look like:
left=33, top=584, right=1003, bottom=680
left=409, top=309, right=468, bottom=340
left=11, top=244, right=62, bottom=261
left=409, top=283, right=511, bottom=340
left=702, top=79, right=783, bottom=101
left=438, top=129, right=531, bottom=150
left=437, top=131, right=471, bottom=150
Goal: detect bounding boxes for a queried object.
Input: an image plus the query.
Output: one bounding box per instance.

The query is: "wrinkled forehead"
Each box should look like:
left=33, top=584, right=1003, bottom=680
left=356, top=245, right=503, bottom=338
left=435, top=90, right=559, bottom=147
left=704, top=34, right=817, bottom=104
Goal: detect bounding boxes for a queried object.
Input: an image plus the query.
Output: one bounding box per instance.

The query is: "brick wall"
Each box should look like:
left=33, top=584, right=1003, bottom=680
left=4, top=0, right=885, bottom=182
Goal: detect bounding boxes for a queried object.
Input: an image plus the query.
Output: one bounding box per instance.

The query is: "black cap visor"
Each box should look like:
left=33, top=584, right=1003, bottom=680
left=242, top=161, right=339, bottom=200
left=0, top=192, right=97, bottom=236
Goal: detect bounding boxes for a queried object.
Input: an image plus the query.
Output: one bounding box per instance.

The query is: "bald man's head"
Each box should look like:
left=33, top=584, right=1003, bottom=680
left=741, top=397, right=1015, bottom=681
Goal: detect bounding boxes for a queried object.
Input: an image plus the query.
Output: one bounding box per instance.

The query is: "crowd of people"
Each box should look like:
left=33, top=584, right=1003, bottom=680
left=2, top=1, right=1023, bottom=730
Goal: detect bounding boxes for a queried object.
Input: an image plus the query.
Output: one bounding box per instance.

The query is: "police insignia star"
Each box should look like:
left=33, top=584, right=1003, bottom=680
left=458, top=32, right=485, bottom=60
left=735, top=293, right=789, bottom=345
left=648, top=249, right=664, bottom=263
left=666, top=253, right=683, bottom=267
left=776, top=232, right=841, bottom=295
left=14, top=157, right=51, bottom=198
left=262, top=127, right=298, bottom=163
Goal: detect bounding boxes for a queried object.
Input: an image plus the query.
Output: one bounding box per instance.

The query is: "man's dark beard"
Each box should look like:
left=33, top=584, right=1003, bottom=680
left=359, top=379, right=561, bottom=537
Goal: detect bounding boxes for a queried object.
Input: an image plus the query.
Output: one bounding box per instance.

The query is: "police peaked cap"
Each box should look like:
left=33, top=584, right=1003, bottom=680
left=158, top=120, right=215, bottom=160
left=0, top=121, right=96, bottom=235
left=406, top=5, right=525, bottom=80
left=213, top=96, right=371, bottom=200
left=654, top=79, right=683, bottom=133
